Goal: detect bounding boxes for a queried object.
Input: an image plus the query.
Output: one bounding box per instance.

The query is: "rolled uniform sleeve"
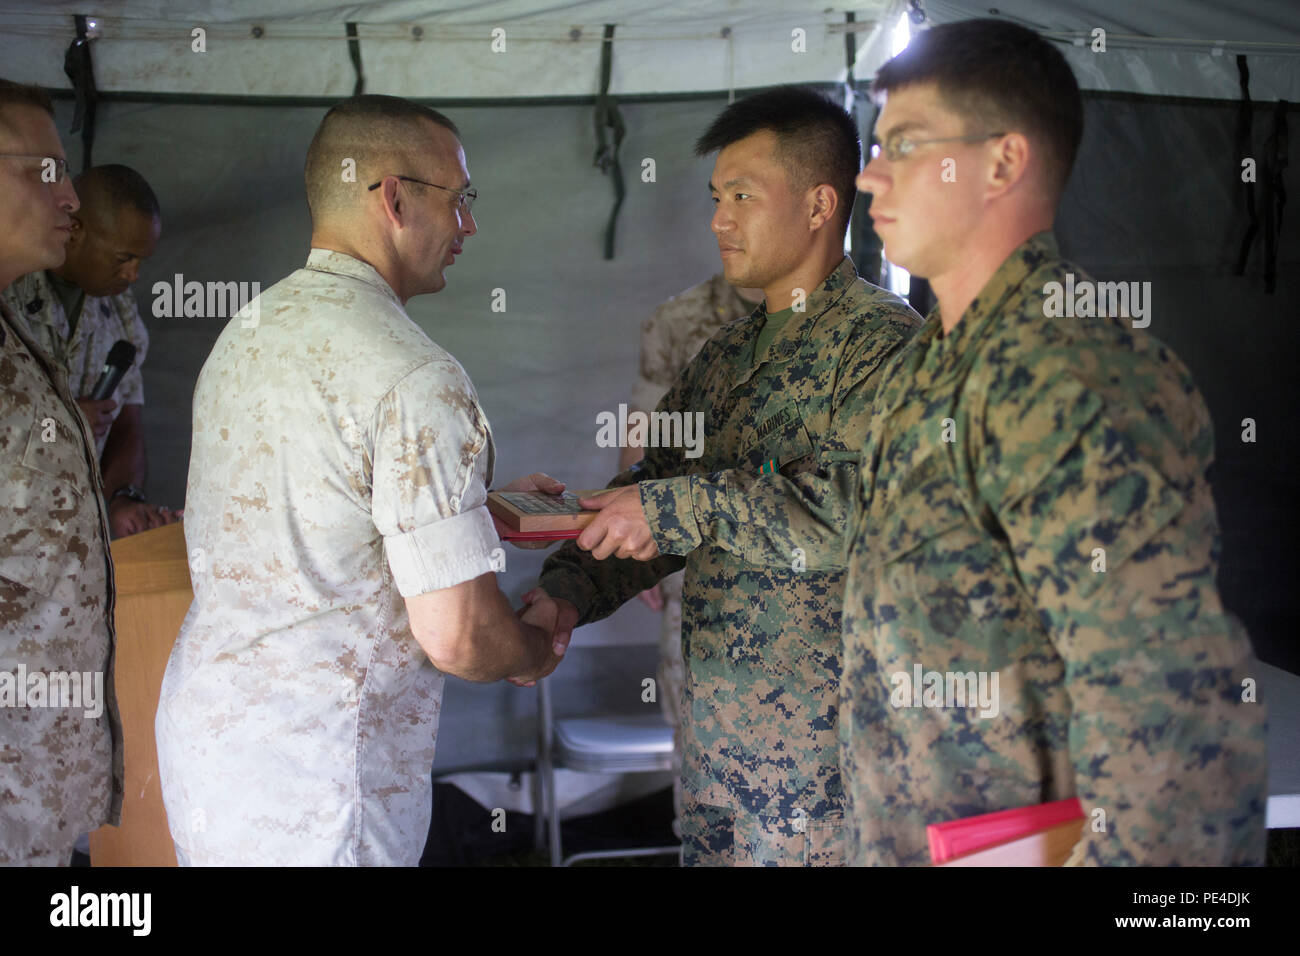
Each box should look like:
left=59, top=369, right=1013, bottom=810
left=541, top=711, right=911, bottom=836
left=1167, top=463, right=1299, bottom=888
left=373, top=360, right=499, bottom=597
left=983, top=366, right=1267, bottom=866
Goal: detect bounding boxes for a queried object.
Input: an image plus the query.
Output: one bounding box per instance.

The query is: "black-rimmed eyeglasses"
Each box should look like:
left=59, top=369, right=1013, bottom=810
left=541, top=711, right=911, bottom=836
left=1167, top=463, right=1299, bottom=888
left=368, top=175, right=477, bottom=214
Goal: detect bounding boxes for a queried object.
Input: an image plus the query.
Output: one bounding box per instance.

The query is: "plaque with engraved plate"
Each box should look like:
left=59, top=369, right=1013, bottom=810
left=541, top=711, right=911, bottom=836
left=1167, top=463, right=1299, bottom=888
left=487, top=490, right=602, bottom=537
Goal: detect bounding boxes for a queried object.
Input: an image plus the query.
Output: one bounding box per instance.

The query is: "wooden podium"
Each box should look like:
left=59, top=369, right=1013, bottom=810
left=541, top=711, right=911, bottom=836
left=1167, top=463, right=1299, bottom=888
left=89, top=521, right=192, bottom=867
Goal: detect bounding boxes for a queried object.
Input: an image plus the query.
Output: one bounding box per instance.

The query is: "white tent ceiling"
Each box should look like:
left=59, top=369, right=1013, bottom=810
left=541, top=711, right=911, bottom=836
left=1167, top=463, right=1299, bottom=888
left=931, top=0, right=1300, bottom=101
left=1, top=1, right=1294, bottom=101
left=0, top=1, right=897, bottom=100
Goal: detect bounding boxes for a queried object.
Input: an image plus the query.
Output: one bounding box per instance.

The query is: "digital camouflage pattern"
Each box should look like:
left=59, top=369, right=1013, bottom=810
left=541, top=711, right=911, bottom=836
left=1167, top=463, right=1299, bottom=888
left=0, top=270, right=149, bottom=457
left=156, top=250, right=499, bottom=866
left=541, top=257, right=921, bottom=863
left=840, top=232, right=1268, bottom=866
left=633, top=272, right=758, bottom=831
left=0, top=302, right=122, bottom=864
left=681, top=795, right=846, bottom=866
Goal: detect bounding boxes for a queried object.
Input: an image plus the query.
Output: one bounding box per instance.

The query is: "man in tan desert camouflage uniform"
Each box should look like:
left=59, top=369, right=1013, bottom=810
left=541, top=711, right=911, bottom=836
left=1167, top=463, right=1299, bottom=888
left=156, top=95, right=565, bottom=866
left=1, top=163, right=177, bottom=539
left=842, top=19, right=1267, bottom=865
left=0, top=78, right=123, bottom=866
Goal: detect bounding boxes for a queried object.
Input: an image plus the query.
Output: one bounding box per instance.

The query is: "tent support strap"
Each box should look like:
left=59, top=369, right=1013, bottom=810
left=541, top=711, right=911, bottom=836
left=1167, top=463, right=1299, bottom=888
left=592, top=23, right=626, bottom=261
left=346, top=22, right=365, bottom=97
left=63, top=14, right=98, bottom=172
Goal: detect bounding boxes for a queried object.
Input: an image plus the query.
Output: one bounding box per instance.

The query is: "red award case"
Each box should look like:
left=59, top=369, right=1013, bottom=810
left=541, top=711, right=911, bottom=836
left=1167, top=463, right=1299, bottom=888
left=928, top=797, right=1085, bottom=866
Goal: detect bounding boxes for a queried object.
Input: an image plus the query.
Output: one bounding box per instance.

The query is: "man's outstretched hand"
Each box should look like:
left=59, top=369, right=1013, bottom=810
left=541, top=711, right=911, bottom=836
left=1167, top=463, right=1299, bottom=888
left=575, top=485, right=660, bottom=561
left=506, top=588, right=580, bottom=687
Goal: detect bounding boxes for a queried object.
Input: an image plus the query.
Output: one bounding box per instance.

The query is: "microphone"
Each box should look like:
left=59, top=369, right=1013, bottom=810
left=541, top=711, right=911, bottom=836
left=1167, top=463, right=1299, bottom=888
left=89, top=340, right=137, bottom=401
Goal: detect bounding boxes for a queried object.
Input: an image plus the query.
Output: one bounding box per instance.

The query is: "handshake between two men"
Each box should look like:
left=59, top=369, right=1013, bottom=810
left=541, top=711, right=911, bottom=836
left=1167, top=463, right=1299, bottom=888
left=488, top=471, right=660, bottom=689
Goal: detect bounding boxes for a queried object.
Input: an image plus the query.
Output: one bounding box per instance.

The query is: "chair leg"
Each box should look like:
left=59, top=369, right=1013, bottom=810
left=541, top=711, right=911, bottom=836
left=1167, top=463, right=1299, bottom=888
left=532, top=761, right=545, bottom=853
left=538, top=679, right=562, bottom=867
left=548, top=769, right=562, bottom=867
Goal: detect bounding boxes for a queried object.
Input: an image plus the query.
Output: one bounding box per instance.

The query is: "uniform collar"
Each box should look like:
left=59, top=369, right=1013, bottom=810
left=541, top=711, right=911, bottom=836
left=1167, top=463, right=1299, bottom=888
left=12, top=269, right=60, bottom=322
left=304, top=248, right=402, bottom=307
left=7, top=269, right=79, bottom=352
left=0, top=295, right=72, bottom=398
left=932, top=231, right=1058, bottom=355
left=874, top=231, right=1060, bottom=423
left=732, top=255, right=859, bottom=387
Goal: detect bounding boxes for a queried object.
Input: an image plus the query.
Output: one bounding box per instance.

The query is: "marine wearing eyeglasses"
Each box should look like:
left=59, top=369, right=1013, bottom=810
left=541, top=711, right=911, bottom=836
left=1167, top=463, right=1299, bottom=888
left=0, top=77, right=124, bottom=867
left=842, top=18, right=1266, bottom=866
left=156, top=94, right=564, bottom=866
left=1, top=164, right=176, bottom=540
left=367, top=173, right=477, bottom=215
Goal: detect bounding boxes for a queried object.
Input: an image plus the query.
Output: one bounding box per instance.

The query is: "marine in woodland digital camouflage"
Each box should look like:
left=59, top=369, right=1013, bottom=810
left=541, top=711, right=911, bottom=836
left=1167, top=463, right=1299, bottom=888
left=840, top=232, right=1268, bottom=866
left=156, top=250, right=500, bottom=866
left=0, top=302, right=123, bottom=865
left=681, top=793, right=848, bottom=866
left=0, top=270, right=149, bottom=457
left=541, top=257, right=921, bottom=862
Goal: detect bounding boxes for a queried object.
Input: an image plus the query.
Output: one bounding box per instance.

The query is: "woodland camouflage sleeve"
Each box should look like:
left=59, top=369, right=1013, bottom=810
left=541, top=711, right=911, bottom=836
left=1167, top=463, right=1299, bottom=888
left=983, top=359, right=1268, bottom=865
left=643, top=307, right=917, bottom=571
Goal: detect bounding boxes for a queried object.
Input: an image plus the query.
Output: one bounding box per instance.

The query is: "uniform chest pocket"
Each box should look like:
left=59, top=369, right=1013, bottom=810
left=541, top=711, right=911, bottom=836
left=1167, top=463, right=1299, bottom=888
left=20, top=414, right=92, bottom=499
left=0, top=415, right=96, bottom=603
left=873, top=450, right=975, bottom=565
left=738, top=404, right=814, bottom=475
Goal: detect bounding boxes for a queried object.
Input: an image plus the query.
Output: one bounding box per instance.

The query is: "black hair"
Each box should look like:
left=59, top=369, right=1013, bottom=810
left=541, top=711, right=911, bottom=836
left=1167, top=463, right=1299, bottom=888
left=76, top=164, right=161, bottom=221
left=696, top=86, right=861, bottom=236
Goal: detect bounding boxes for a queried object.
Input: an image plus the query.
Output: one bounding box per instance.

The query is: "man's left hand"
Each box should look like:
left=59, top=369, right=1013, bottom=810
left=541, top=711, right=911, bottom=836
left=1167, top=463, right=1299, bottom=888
left=109, top=498, right=181, bottom=539
left=576, top=486, right=660, bottom=561
left=493, top=471, right=567, bottom=549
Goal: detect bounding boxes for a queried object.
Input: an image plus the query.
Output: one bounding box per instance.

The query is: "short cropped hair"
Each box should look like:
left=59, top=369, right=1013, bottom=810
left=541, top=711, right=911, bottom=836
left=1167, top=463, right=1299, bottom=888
left=304, top=94, right=460, bottom=225
left=0, top=78, right=55, bottom=144
left=74, top=164, right=161, bottom=223
left=0, top=77, right=53, bottom=116
left=695, top=86, right=861, bottom=237
left=872, top=19, right=1083, bottom=199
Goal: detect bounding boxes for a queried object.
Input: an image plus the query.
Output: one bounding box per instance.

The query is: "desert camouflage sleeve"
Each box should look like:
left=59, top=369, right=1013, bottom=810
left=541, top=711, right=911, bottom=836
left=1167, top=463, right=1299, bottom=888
left=375, top=358, right=500, bottom=597
left=630, top=299, right=682, bottom=414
